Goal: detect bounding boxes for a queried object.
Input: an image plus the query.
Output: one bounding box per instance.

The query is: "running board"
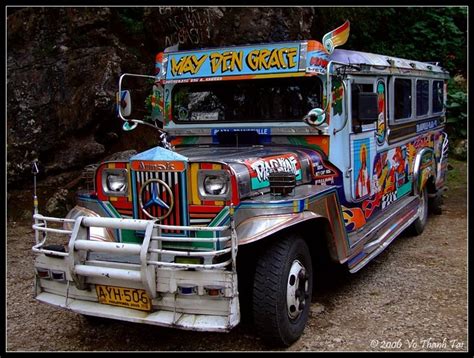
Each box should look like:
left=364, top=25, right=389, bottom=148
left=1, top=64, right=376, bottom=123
left=347, top=195, right=420, bottom=273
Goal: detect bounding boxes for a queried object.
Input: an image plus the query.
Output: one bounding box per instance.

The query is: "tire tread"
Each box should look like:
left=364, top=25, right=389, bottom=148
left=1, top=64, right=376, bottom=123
left=252, top=237, right=311, bottom=346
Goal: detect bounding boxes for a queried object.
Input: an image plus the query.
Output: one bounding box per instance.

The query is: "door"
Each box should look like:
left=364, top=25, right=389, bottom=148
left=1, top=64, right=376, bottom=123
left=349, top=77, right=377, bottom=202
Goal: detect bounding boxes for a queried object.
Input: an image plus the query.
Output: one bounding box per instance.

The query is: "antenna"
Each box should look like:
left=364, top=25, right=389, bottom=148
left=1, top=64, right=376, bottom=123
left=31, top=160, right=39, bottom=216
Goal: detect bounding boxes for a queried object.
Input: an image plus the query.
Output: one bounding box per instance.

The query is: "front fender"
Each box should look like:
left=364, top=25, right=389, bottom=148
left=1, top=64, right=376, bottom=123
left=236, top=211, right=323, bottom=246
left=412, top=148, right=436, bottom=196
left=234, top=185, right=350, bottom=262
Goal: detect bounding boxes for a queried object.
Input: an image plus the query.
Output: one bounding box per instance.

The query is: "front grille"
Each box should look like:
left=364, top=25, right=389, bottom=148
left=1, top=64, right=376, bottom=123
left=133, top=170, right=186, bottom=231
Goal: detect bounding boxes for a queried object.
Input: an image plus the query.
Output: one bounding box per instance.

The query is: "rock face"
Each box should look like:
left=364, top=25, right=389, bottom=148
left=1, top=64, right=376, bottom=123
left=7, top=8, right=151, bottom=187
left=7, top=7, right=315, bottom=188
left=142, top=7, right=313, bottom=50
left=45, top=188, right=70, bottom=217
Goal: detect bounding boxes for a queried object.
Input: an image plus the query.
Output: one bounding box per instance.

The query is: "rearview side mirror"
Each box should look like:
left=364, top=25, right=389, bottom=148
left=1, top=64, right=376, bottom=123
left=116, top=90, right=132, bottom=117
left=303, top=108, right=326, bottom=127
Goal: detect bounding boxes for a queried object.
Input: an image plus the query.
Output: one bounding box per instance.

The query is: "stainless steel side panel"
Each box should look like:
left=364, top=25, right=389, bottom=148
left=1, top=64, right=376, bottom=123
left=235, top=185, right=349, bottom=262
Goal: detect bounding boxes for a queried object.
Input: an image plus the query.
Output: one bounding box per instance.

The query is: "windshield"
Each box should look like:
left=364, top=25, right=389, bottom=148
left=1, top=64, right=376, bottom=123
left=171, top=77, right=323, bottom=123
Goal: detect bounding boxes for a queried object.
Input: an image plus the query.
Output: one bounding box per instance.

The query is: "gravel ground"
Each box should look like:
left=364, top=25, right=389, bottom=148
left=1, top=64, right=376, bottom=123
left=6, top=160, right=467, bottom=352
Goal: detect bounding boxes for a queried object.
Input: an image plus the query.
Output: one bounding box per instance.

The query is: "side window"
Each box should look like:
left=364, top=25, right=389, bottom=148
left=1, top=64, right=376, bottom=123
left=394, top=78, right=412, bottom=120
left=416, top=80, right=429, bottom=116
left=351, top=83, right=374, bottom=132
left=432, top=80, right=444, bottom=113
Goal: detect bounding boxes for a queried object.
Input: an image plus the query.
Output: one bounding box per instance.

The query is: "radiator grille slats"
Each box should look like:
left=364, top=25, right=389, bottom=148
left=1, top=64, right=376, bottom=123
left=133, top=170, right=185, bottom=232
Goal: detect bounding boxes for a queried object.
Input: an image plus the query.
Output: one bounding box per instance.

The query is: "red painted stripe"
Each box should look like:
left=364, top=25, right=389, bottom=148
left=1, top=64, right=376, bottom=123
left=167, top=179, right=174, bottom=229
left=174, top=179, right=180, bottom=228
left=110, top=201, right=133, bottom=210
left=159, top=182, right=166, bottom=221
left=201, top=163, right=213, bottom=170
left=96, top=163, right=106, bottom=201
left=189, top=205, right=223, bottom=213
left=117, top=208, right=133, bottom=213
left=190, top=213, right=216, bottom=219
left=230, top=174, right=240, bottom=205
left=113, top=162, right=126, bottom=169
left=333, top=21, right=349, bottom=36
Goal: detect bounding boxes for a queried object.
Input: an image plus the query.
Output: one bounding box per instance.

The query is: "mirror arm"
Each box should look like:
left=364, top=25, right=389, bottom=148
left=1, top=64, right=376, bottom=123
left=118, top=73, right=156, bottom=123
left=118, top=73, right=170, bottom=138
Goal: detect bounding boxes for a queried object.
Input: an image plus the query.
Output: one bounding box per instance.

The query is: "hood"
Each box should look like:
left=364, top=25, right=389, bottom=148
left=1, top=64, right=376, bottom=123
left=176, top=145, right=339, bottom=191
left=176, top=145, right=308, bottom=163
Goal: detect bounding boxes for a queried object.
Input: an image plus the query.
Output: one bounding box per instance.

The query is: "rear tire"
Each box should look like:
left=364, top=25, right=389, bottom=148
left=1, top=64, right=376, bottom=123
left=252, top=235, right=313, bottom=347
left=409, top=187, right=428, bottom=236
left=429, top=193, right=443, bottom=215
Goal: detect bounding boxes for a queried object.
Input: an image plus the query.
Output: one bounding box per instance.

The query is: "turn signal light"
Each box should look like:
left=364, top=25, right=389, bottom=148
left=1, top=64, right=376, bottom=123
left=204, top=285, right=224, bottom=297
left=51, top=270, right=66, bottom=282
left=177, top=284, right=198, bottom=295
left=36, top=268, right=50, bottom=279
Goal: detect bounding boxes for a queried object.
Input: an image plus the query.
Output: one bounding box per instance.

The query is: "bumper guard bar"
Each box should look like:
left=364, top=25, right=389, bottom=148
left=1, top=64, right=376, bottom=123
left=32, top=208, right=238, bottom=300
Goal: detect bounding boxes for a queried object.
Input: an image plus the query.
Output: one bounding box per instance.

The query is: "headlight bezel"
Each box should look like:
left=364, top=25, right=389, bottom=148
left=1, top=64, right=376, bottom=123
left=102, top=168, right=129, bottom=196
left=198, top=169, right=231, bottom=201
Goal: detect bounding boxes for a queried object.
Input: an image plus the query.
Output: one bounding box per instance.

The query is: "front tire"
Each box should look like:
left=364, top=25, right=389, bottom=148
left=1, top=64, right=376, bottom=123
left=409, top=187, right=428, bottom=236
left=252, top=235, right=313, bottom=347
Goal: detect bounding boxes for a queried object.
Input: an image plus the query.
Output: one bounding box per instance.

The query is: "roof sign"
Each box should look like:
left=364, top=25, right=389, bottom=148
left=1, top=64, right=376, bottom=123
left=163, top=42, right=302, bottom=81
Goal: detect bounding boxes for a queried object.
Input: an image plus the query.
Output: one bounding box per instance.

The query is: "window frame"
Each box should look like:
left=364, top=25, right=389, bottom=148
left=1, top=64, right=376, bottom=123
left=431, top=79, right=445, bottom=114
left=389, top=76, right=447, bottom=126
left=391, top=76, right=414, bottom=123
left=169, top=76, right=324, bottom=124
left=415, top=78, right=430, bottom=118
left=349, top=76, right=377, bottom=133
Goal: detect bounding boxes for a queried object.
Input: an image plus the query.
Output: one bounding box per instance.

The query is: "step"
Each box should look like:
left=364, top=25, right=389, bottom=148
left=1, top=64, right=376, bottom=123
left=347, top=194, right=420, bottom=273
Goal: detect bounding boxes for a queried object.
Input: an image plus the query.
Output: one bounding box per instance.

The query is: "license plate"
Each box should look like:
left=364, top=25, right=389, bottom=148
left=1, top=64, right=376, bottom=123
left=95, top=285, right=151, bottom=311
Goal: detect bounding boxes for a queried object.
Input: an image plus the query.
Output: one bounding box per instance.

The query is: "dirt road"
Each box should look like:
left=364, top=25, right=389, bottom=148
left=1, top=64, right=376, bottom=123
left=6, top=160, right=467, bottom=352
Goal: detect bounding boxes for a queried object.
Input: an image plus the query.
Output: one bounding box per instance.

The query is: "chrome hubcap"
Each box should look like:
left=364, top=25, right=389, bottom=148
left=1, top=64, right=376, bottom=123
left=418, top=190, right=426, bottom=221
left=286, top=260, right=309, bottom=320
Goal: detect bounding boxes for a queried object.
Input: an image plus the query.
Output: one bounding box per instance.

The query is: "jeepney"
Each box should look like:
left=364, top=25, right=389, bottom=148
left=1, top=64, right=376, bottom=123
left=31, top=22, right=449, bottom=346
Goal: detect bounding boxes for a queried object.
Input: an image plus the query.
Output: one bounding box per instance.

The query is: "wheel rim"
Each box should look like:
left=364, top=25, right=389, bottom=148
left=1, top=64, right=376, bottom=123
left=286, top=259, right=309, bottom=320
left=417, top=190, right=426, bottom=222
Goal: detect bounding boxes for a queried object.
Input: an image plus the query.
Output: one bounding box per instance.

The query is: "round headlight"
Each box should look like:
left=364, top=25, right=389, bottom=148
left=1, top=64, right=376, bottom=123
left=204, top=175, right=228, bottom=195
left=106, top=174, right=127, bottom=192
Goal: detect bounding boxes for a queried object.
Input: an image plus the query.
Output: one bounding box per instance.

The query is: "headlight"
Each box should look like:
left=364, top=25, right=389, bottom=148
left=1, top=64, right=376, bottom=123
left=102, top=168, right=128, bottom=196
left=198, top=170, right=230, bottom=200
left=204, top=174, right=228, bottom=195
left=107, top=174, right=127, bottom=191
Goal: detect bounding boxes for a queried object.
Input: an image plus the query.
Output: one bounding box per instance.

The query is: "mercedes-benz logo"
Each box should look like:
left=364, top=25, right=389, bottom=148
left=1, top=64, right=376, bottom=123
left=138, top=178, right=174, bottom=221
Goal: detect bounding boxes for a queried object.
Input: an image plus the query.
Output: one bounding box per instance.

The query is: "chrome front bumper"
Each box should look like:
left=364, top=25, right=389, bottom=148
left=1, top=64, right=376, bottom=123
left=32, top=213, right=240, bottom=331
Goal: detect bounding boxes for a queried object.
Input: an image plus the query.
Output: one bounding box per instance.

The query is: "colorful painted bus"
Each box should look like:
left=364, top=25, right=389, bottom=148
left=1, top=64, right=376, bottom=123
left=31, top=22, right=449, bottom=346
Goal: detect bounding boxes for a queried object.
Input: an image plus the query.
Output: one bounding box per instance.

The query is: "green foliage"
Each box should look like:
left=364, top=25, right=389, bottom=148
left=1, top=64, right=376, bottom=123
left=314, top=7, right=467, bottom=143
left=314, top=7, right=467, bottom=76
left=446, top=78, right=467, bottom=139
left=446, top=158, right=467, bottom=189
